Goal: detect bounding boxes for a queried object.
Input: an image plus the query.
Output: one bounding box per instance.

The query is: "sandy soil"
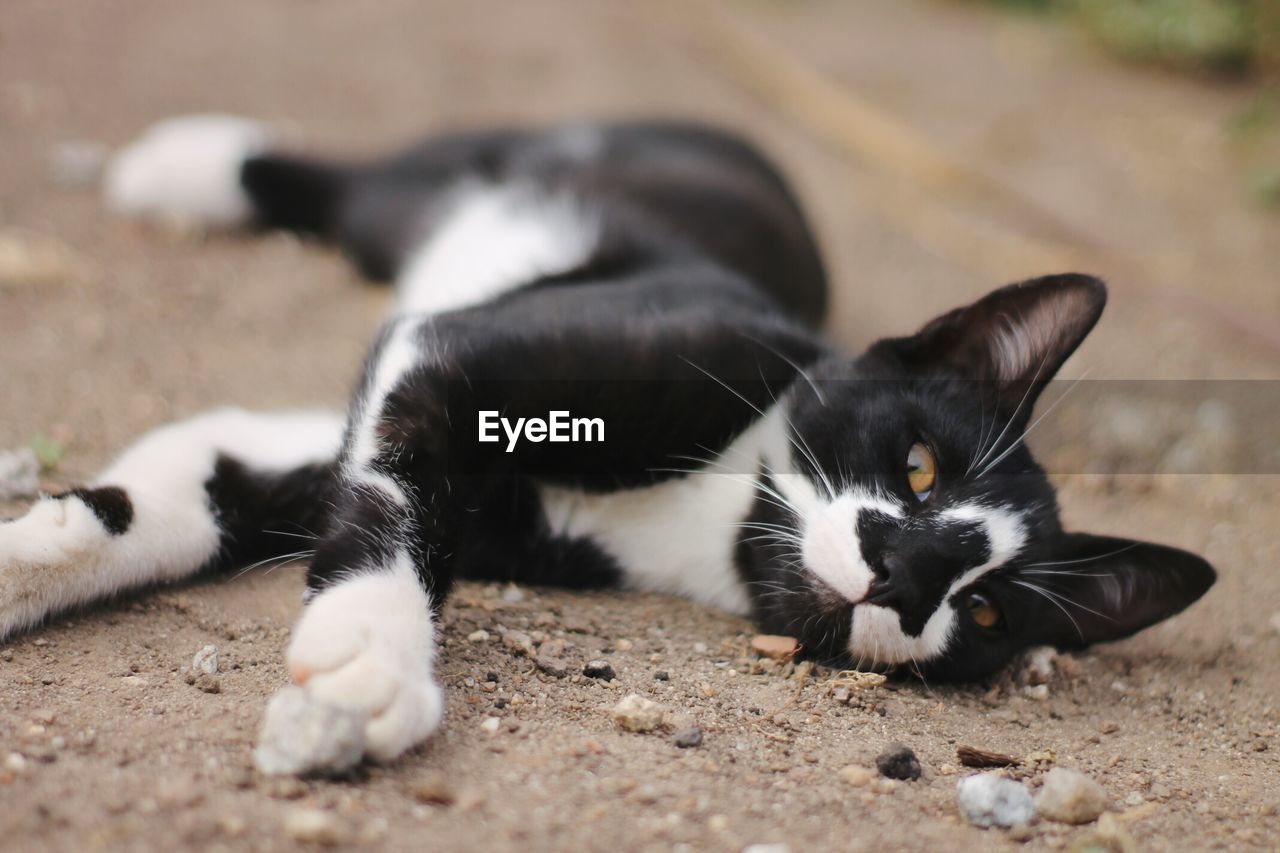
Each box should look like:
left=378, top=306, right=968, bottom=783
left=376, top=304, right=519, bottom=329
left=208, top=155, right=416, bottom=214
left=1, top=1, right=1277, bottom=850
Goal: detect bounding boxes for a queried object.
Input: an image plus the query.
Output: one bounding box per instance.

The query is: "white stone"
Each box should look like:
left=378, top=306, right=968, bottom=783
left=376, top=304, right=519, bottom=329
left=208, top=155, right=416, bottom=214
left=1036, top=767, right=1109, bottom=824
left=254, top=686, right=367, bottom=776
left=957, top=773, right=1035, bottom=828
left=193, top=644, right=219, bottom=675
left=611, top=694, right=665, bottom=733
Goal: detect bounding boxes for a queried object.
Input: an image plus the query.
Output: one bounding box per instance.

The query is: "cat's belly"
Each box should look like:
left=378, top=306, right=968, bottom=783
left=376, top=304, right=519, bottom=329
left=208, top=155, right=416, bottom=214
left=536, top=407, right=791, bottom=616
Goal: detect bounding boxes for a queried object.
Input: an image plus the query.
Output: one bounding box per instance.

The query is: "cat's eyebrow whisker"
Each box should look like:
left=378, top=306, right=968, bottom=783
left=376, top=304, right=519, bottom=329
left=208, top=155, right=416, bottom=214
left=261, top=528, right=319, bottom=541
left=1011, top=579, right=1085, bottom=642
left=976, top=368, right=1091, bottom=479
left=752, top=362, right=837, bottom=500
left=738, top=331, right=827, bottom=407
left=970, top=349, right=1052, bottom=476
left=1018, top=541, right=1140, bottom=569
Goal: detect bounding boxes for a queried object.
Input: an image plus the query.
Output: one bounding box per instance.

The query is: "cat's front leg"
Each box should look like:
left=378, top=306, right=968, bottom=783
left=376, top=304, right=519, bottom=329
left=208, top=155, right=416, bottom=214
left=285, top=551, right=444, bottom=762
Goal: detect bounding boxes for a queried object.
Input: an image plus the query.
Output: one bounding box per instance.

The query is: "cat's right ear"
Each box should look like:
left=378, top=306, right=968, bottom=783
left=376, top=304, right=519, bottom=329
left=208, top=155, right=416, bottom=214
left=873, top=273, right=1107, bottom=412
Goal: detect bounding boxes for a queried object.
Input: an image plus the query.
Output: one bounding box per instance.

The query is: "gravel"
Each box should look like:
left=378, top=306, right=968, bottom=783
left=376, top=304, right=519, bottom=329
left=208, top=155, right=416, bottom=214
left=750, top=634, right=799, bottom=661
left=192, top=644, right=219, bottom=675
left=956, top=773, right=1035, bottom=828
left=535, top=638, right=573, bottom=676
left=253, top=686, right=368, bottom=776
left=1035, top=767, right=1109, bottom=824
left=583, top=659, right=616, bottom=681
left=672, top=727, right=703, bottom=748
left=875, top=743, right=922, bottom=781
left=0, top=447, right=39, bottom=501
left=283, top=807, right=347, bottom=845
left=611, top=694, right=665, bottom=733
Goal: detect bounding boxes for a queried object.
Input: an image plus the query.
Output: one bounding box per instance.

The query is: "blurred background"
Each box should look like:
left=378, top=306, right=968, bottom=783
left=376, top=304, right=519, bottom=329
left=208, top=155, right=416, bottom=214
left=1, top=2, right=1278, bottom=850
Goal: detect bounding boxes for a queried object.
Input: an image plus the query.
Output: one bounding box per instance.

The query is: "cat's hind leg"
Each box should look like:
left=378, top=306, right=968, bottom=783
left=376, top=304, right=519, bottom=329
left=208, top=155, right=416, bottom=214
left=0, top=408, right=343, bottom=640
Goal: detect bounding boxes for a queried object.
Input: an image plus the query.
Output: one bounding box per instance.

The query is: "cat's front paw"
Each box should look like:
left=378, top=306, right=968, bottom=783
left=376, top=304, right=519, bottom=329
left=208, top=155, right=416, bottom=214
left=284, top=569, right=443, bottom=763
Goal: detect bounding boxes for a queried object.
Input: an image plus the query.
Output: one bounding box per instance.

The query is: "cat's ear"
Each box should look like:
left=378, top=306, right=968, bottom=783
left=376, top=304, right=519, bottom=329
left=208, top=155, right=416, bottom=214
left=1015, top=532, right=1215, bottom=650
left=878, top=273, right=1106, bottom=405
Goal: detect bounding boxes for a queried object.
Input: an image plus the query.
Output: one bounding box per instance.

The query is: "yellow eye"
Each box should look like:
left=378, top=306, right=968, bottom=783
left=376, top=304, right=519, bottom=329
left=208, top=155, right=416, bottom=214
left=907, top=442, right=936, bottom=500
left=966, top=592, right=1002, bottom=629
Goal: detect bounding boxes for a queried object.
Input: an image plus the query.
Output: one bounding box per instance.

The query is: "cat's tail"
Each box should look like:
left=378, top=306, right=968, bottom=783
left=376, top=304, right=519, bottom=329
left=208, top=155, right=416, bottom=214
left=103, top=115, right=350, bottom=239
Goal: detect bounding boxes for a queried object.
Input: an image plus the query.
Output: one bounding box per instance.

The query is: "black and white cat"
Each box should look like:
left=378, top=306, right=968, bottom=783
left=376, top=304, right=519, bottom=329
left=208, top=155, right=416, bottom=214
left=1, top=115, right=1214, bottom=765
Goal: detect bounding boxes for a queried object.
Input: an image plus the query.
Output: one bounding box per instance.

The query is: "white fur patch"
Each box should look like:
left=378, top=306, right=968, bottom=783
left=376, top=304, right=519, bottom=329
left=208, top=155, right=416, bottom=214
left=845, top=502, right=1028, bottom=666
left=286, top=552, right=443, bottom=761
left=0, top=409, right=342, bottom=639
left=396, top=183, right=599, bottom=316
left=104, top=114, right=270, bottom=228
left=344, top=317, right=427, bottom=507
left=538, top=406, right=792, bottom=614
left=796, top=486, right=903, bottom=604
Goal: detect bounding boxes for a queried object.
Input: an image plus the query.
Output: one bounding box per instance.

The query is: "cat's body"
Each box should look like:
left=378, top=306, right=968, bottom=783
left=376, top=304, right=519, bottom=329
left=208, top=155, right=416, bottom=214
left=1, top=116, right=1214, bottom=766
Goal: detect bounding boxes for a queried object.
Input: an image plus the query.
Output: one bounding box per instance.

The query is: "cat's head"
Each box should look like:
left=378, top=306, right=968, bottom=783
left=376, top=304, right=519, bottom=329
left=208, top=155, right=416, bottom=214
left=741, top=273, right=1215, bottom=680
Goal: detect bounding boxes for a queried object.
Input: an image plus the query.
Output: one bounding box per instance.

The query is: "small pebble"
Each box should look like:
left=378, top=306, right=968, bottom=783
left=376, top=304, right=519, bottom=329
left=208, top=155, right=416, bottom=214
left=480, top=716, right=501, bottom=733
left=957, top=773, right=1035, bottom=828
left=411, top=771, right=456, bottom=805
left=1071, top=812, right=1136, bottom=853
left=194, top=673, right=221, bottom=694
left=1036, top=767, right=1109, bottom=824
left=467, top=629, right=490, bottom=643
left=502, top=631, right=536, bottom=658
left=501, top=585, right=525, bottom=603
left=1021, top=645, right=1058, bottom=685
left=49, top=140, right=107, bottom=186
left=839, top=766, right=875, bottom=787
left=750, top=634, right=799, bottom=661
left=4, top=753, right=28, bottom=774
left=254, top=686, right=367, bottom=776
left=1022, top=684, right=1049, bottom=701
left=583, top=659, right=616, bottom=681
left=742, top=845, right=791, bottom=853
left=283, top=807, right=346, bottom=845
left=193, top=644, right=219, bottom=675
left=611, top=694, right=665, bottom=733
left=0, top=448, right=39, bottom=501
left=875, top=743, right=922, bottom=781
left=673, top=727, right=703, bottom=748
left=535, top=651, right=570, bottom=678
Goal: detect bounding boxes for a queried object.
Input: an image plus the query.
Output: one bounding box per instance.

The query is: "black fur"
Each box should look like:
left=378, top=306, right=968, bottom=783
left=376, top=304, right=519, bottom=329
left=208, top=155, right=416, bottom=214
left=239, top=121, right=1214, bottom=681
left=62, top=486, right=133, bottom=536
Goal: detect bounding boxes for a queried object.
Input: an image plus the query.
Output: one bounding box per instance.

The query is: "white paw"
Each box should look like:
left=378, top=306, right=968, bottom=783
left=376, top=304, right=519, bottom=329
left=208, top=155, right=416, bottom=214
left=285, top=566, right=443, bottom=762
left=0, top=496, right=108, bottom=640
left=103, top=114, right=271, bottom=229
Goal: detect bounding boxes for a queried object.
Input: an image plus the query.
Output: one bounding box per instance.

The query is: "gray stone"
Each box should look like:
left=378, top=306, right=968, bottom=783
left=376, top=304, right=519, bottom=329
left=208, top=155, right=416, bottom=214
left=193, top=644, right=219, bottom=675
left=0, top=448, right=39, bottom=501
left=673, top=727, right=703, bottom=748
left=254, top=686, right=367, bottom=776
left=957, top=773, right=1035, bottom=828
left=1036, top=767, right=1108, bottom=824
left=583, top=659, right=616, bottom=681
left=875, top=743, right=921, bottom=781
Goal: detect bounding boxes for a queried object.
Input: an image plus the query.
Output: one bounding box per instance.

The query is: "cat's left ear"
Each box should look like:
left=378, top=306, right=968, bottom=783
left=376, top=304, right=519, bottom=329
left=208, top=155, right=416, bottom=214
left=1015, top=532, right=1215, bottom=650
left=878, top=273, right=1107, bottom=409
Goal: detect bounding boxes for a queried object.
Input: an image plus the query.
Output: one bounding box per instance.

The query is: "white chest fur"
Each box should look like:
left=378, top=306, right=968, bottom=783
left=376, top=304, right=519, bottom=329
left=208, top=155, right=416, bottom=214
left=537, top=407, right=792, bottom=615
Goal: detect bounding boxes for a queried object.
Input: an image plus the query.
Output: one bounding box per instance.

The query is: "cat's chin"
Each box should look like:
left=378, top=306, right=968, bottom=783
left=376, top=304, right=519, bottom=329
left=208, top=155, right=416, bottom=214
left=847, top=602, right=953, bottom=668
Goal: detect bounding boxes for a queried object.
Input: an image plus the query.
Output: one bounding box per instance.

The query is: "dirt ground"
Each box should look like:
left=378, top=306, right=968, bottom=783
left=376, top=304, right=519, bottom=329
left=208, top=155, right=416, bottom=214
left=1, top=1, right=1278, bottom=850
